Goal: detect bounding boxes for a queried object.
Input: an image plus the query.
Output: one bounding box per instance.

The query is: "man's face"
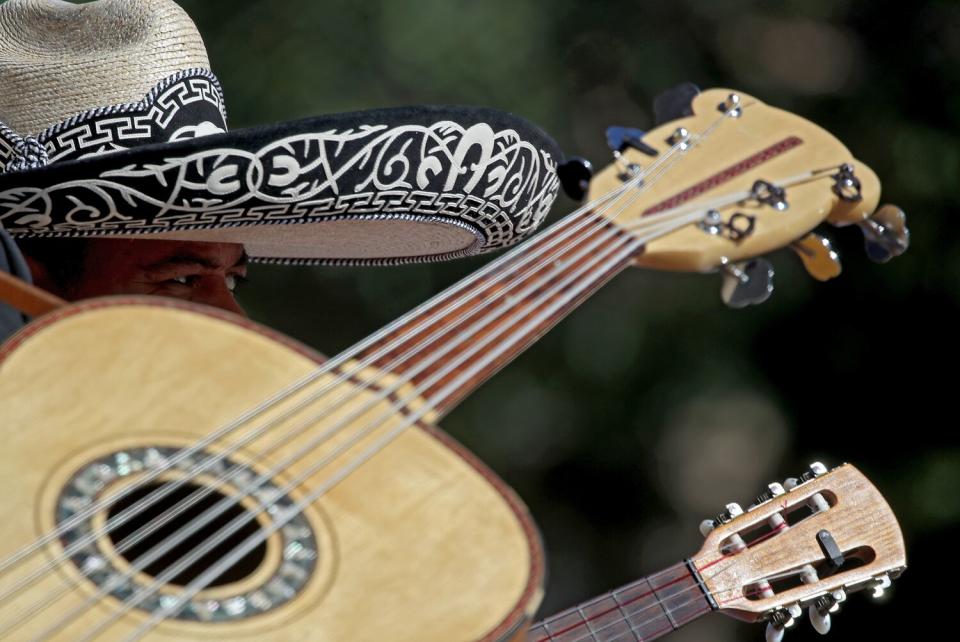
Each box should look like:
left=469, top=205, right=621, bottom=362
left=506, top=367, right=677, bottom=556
left=57, top=239, right=248, bottom=315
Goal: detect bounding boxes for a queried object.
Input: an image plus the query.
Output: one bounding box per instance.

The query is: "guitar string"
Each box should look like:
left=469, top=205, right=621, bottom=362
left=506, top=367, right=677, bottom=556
left=24, top=218, right=652, bottom=640
left=114, top=219, right=695, bottom=642
left=64, top=111, right=743, bottom=639
left=27, top=122, right=851, bottom=642
left=28, top=192, right=714, bottom=641
left=12, top=162, right=806, bottom=635
left=13, top=97, right=833, bottom=588
left=0, top=125, right=720, bottom=620
left=3, top=206, right=715, bottom=629
left=118, top=145, right=852, bottom=642
left=0, top=123, right=676, bottom=580
left=0, top=102, right=745, bottom=620
left=6, top=105, right=746, bottom=637
left=0, top=172, right=638, bottom=578
left=0, top=153, right=647, bottom=579
left=110, top=134, right=856, bottom=642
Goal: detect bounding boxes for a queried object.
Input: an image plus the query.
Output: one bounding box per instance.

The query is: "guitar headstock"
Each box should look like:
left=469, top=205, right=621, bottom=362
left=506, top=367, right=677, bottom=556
left=562, top=86, right=909, bottom=308
left=691, top=463, right=906, bottom=641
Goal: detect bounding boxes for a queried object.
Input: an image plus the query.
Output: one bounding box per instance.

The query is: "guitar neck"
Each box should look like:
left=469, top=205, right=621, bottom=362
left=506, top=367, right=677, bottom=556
left=355, top=209, right=641, bottom=417
left=527, top=560, right=716, bottom=642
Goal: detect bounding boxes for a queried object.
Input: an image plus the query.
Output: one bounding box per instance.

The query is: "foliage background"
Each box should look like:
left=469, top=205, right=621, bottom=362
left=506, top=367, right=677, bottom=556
left=98, top=0, right=960, bottom=639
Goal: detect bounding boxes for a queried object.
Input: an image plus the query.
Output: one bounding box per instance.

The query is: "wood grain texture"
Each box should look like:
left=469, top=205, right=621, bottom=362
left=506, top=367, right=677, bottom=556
left=0, top=298, right=544, bottom=641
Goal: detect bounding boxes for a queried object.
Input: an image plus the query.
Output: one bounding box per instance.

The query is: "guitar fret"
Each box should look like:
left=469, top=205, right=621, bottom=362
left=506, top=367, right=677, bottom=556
left=611, top=592, right=643, bottom=641
left=354, top=210, right=639, bottom=418
left=579, top=596, right=636, bottom=641
left=646, top=576, right=679, bottom=631
left=575, top=605, right=597, bottom=639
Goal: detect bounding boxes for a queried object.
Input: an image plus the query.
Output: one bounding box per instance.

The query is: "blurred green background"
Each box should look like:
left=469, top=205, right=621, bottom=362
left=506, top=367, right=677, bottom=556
left=179, top=0, right=953, bottom=639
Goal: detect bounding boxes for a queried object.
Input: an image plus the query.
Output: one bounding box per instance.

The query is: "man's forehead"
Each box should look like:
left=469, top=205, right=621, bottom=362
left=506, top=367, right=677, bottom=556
left=146, top=243, right=248, bottom=269
left=86, top=239, right=248, bottom=269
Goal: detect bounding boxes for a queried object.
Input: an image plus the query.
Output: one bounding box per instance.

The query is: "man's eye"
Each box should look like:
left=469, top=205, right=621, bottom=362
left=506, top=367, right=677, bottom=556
left=225, top=274, right=247, bottom=292
left=170, top=275, right=195, bottom=286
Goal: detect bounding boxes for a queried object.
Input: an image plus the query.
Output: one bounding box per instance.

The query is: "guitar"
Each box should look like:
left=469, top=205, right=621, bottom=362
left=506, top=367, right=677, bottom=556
left=527, top=462, right=906, bottom=642
left=0, top=88, right=907, bottom=640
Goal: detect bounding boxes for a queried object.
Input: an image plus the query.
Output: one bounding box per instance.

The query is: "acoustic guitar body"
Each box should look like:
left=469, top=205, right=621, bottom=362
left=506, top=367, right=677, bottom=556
left=0, top=298, right=543, bottom=641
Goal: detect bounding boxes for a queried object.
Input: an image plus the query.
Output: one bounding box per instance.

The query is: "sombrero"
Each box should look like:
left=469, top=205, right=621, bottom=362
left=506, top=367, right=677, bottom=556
left=0, top=0, right=563, bottom=265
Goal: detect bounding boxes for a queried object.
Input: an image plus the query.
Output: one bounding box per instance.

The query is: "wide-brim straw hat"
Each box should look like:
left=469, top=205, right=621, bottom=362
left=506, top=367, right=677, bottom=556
left=0, top=0, right=563, bottom=265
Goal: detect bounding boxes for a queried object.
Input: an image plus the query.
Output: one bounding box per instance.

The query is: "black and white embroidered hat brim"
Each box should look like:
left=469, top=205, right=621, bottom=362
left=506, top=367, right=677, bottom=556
left=0, top=71, right=562, bottom=265
left=0, top=0, right=562, bottom=266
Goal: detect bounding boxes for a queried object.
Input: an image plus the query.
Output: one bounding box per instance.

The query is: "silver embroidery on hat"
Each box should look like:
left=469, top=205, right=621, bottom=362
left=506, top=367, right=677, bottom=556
left=5, top=135, right=49, bottom=173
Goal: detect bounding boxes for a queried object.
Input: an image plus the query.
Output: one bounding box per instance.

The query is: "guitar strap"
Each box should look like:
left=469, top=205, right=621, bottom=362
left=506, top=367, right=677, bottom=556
left=0, top=270, right=65, bottom=317
left=0, top=229, right=66, bottom=330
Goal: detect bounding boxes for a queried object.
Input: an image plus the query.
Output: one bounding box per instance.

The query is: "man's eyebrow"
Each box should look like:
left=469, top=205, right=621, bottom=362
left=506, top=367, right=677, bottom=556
left=144, top=252, right=249, bottom=271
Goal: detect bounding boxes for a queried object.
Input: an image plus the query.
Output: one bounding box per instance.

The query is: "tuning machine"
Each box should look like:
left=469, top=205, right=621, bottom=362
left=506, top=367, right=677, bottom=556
left=791, top=233, right=842, bottom=281
left=808, top=589, right=845, bottom=636
left=784, top=462, right=829, bottom=490
left=751, top=482, right=787, bottom=508
left=859, top=204, right=910, bottom=263
left=720, top=257, right=775, bottom=309
left=870, top=573, right=892, bottom=599
left=653, top=82, right=700, bottom=125
left=765, top=606, right=798, bottom=642
left=557, top=157, right=594, bottom=201
left=831, top=164, right=863, bottom=202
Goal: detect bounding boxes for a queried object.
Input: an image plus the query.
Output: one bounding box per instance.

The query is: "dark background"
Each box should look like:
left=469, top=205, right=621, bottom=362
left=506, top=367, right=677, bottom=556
left=175, top=1, right=954, bottom=640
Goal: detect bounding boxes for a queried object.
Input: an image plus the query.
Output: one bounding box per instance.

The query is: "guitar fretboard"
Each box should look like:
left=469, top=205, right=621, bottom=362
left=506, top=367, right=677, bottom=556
left=528, top=561, right=714, bottom=641
left=354, top=209, right=641, bottom=417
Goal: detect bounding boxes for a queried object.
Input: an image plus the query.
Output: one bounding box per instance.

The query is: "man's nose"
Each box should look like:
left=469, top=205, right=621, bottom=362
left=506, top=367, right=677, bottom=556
left=194, top=277, right=246, bottom=316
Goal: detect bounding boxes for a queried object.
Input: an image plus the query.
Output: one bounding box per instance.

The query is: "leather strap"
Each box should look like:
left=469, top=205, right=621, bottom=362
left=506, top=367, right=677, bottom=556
left=0, top=270, right=66, bottom=317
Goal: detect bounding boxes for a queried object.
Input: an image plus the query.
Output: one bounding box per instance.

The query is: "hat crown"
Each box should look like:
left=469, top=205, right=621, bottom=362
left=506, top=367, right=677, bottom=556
left=0, top=0, right=210, bottom=136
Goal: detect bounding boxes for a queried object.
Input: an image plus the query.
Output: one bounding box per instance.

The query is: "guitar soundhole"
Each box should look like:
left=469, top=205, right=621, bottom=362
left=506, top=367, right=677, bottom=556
left=106, top=482, right=267, bottom=587
left=57, top=446, right=321, bottom=621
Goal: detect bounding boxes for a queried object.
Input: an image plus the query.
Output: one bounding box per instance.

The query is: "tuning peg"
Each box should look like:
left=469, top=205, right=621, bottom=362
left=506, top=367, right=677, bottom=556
left=665, top=126, right=692, bottom=150
left=859, top=204, right=910, bottom=263
left=815, top=592, right=842, bottom=614
left=765, top=622, right=786, bottom=642
left=653, top=82, right=700, bottom=126
left=712, top=502, right=743, bottom=525
left=783, top=477, right=800, bottom=490
left=753, top=482, right=787, bottom=507
left=791, top=233, right=842, bottom=281
left=799, top=462, right=828, bottom=483
left=606, top=126, right=658, bottom=157
left=766, top=609, right=794, bottom=642
left=699, top=519, right=716, bottom=537
left=720, top=258, right=775, bottom=309
left=557, top=157, right=594, bottom=201
left=808, top=605, right=832, bottom=635
left=871, top=574, right=892, bottom=599
left=830, top=588, right=847, bottom=609
left=787, top=603, right=803, bottom=620
left=717, top=92, right=743, bottom=118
